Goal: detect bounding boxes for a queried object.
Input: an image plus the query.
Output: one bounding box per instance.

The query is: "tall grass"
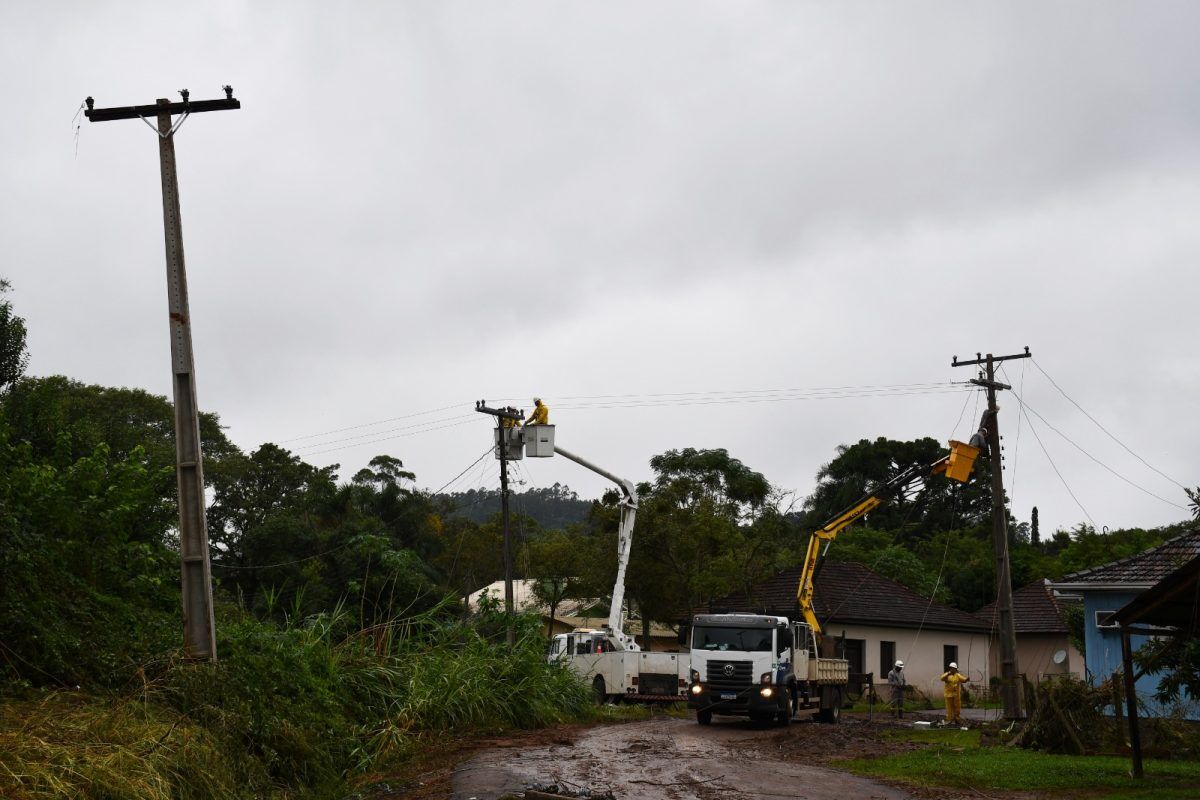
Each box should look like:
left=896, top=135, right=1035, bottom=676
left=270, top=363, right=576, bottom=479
left=0, top=601, right=593, bottom=800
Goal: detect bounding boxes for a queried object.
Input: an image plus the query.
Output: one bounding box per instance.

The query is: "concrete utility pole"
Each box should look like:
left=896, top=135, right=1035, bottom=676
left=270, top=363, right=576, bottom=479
left=474, top=401, right=525, bottom=646
left=86, top=89, right=241, bottom=661
left=952, top=347, right=1031, bottom=719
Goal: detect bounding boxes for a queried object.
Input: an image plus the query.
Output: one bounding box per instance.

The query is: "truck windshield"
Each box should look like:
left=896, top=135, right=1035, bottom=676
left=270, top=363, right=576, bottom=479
left=692, top=626, right=773, bottom=652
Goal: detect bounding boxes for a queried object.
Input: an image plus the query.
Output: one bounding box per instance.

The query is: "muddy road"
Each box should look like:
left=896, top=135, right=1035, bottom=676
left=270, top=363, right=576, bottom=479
left=450, top=714, right=912, bottom=800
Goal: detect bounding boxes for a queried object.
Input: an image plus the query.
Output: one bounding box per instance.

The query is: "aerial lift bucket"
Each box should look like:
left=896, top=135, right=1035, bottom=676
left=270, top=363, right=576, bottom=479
left=945, top=440, right=980, bottom=482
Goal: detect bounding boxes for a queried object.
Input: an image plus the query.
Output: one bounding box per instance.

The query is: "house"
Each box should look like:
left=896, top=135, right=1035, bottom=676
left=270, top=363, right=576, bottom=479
left=1110, top=551, right=1200, bottom=776
left=704, top=561, right=991, bottom=698
left=976, top=579, right=1082, bottom=681
left=468, top=579, right=681, bottom=651
left=1051, top=529, right=1200, bottom=716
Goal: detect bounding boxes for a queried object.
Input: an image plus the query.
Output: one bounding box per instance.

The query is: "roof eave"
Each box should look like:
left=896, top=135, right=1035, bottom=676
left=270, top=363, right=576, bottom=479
left=1049, top=581, right=1155, bottom=592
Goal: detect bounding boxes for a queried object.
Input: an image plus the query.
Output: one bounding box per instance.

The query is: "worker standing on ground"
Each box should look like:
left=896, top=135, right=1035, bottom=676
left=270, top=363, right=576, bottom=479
left=940, top=662, right=969, bottom=727
left=887, top=660, right=906, bottom=718
left=525, top=398, right=549, bottom=426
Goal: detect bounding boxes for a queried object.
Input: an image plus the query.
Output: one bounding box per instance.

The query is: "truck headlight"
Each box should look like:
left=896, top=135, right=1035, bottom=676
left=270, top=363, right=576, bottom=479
left=760, top=671, right=773, bottom=685
left=690, top=683, right=703, bottom=695
left=760, top=686, right=774, bottom=698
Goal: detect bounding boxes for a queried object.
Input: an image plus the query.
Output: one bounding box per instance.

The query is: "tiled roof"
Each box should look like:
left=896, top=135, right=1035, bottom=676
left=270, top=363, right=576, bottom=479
left=1055, top=530, right=1200, bottom=588
left=976, top=579, right=1072, bottom=634
left=705, top=561, right=988, bottom=633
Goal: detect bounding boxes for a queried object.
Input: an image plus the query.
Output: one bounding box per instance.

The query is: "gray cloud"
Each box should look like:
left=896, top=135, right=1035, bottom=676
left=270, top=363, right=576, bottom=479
left=2, top=1, right=1197, bottom=534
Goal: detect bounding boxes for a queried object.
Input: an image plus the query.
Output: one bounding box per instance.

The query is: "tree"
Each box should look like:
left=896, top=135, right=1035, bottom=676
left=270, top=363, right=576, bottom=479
left=1186, top=487, right=1200, bottom=519
left=525, top=528, right=586, bottom=636
left=616, top=449, right=782, bottom=641
left=1, top=376, right=240, bottom=515
left=1031, top=506, right=1040, bottom=546
left=0, top=279, right=29, bottom=392
left=802, top=437, right=992, bottom=543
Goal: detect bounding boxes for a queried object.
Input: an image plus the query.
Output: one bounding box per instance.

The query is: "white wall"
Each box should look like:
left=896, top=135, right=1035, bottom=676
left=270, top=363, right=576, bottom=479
left=835, top=623, right=991, bottom=698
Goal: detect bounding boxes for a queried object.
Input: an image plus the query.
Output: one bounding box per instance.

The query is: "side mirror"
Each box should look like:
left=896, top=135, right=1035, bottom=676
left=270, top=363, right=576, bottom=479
left=781, top=630, right=793, bottom=650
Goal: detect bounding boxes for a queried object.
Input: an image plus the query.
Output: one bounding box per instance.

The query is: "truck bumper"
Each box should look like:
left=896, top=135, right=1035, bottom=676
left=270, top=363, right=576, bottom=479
left=687, top=684, right=785, bottom=716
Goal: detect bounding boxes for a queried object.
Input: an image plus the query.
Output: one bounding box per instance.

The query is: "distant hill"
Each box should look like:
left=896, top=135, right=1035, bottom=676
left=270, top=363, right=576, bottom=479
left=433, top=482, right=594, bottom=529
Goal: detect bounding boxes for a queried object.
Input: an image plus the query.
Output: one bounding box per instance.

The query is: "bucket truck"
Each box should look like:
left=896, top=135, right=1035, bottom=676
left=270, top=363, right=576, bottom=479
left=686, top=439, right=980, bottom=725
left=522, top=428, right=687, bottom=702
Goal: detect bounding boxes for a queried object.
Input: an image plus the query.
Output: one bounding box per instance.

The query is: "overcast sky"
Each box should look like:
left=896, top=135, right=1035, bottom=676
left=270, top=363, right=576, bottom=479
left=3, top=1, right=1197, bottom=535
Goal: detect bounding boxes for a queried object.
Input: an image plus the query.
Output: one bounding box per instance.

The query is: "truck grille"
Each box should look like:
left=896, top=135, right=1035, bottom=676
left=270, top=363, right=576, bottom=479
left=705, top=660, right=753, bottom=692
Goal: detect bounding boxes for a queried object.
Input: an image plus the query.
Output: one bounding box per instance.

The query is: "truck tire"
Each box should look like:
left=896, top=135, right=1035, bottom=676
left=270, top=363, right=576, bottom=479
left=777, top=691, right=794, bottom=726
left=697, top=709, right=713, bottom=726
left=592, top=676, right=607, bottom=705
left=818, top=686, right=842, bottom=724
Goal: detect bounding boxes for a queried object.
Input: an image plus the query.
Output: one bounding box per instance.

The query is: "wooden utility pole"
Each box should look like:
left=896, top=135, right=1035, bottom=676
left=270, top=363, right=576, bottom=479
left=86, top=89, right=241, bottom=661
left=475, top=401, right=525, bottom=646
left=952, top=347, right=1030, bottom=719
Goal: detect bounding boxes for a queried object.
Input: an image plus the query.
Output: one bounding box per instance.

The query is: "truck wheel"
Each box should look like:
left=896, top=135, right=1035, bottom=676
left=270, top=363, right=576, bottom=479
left=818, top=686, right=842, bottom=724
left=592, top=676, right=607, bottom=705
left=777, top=692, right=794, bottom=726
left=697, top=709, right=712, bottom=726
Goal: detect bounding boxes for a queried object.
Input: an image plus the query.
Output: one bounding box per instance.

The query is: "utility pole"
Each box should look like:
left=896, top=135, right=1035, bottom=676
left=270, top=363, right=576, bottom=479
left=86, top=89, right=241, bottom=661
left=952, top=347, right=1030, bottom=719
left=474, top=401, right=525, bottom=646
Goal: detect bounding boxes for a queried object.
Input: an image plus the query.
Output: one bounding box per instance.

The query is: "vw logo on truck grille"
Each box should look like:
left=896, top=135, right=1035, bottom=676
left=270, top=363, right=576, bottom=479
left=723, top=663, right=735, bottom=677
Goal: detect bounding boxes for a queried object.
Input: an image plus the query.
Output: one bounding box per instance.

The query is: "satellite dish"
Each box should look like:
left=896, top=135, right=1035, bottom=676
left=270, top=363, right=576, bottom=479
left=1052, top=649, right=1067, bottom=665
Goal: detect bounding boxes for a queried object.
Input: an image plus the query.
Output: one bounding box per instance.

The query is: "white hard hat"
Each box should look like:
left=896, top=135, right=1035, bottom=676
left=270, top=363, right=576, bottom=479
left=895, top=660, right=904, bottom=668
left=949, top=662, right=958, bottom=669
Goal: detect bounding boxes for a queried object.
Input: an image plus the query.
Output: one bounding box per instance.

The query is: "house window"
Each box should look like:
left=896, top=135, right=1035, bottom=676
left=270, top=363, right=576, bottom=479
left=1095, top=611, right=1118, bottom=629
left=880, top=641, right=896, bottom=676
left=943, top=644, right=959, bottom=670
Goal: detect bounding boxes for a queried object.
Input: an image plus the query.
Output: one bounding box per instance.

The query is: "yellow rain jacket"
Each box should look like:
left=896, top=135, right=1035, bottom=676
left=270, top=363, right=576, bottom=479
left=527, top=402, right=549, bottom=426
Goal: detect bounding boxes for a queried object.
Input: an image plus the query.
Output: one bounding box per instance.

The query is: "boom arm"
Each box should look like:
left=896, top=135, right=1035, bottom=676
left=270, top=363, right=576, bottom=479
left=553, top=446, right=639, bottom=647
left=796, top=444, right=974, bottom=640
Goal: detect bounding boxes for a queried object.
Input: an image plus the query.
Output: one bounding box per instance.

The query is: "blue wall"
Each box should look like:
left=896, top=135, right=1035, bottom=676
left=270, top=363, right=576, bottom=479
left=1082, top=590, right=1196, bottom=719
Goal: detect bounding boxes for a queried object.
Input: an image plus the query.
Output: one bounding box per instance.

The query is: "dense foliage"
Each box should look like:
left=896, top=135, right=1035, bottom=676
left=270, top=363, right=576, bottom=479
left=0, top=277, right=1194, bottom=796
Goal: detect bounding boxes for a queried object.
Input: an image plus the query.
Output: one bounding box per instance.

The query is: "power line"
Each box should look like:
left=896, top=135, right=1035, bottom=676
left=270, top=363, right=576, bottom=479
left=496, top=381, right=961, bottom=404
left=1017, top=402, right=1097, bottom=527
left=211, top=539, right=355, bottom=571
left=274, top=381, right=972, bottom=455
left=1006, top=381, right=1185, bottom=511
left=544, top=387, right=973, bottom=412
left=1032, top=358, right=1187, bottom=491
left=1002, top=362, right=1028, bottom=514
left=294, top=413, right=477, bottom=452
left=299, top=417, right=479, bottom=458
left=278, top=402, right=467, bottom=444
left=429, top=447, right=494, bottom=496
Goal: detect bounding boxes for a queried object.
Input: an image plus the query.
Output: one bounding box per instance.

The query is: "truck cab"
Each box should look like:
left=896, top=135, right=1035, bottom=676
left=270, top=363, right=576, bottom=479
left=687, top=613, right=846, bottom=725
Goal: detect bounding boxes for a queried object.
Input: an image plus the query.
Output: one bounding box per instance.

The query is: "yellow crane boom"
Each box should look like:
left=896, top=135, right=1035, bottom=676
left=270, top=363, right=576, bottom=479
left=795, top=440, right=980, bottom=639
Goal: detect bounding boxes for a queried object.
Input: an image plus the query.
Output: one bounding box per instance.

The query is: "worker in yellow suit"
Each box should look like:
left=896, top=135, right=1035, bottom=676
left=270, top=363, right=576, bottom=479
left=940, top=662, right=969, bottom=726
left=526, top=398, right=549, bottom=426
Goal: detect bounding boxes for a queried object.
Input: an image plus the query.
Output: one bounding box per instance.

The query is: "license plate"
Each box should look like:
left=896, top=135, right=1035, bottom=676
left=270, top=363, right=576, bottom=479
left=720, top=692, right=736, bottom=700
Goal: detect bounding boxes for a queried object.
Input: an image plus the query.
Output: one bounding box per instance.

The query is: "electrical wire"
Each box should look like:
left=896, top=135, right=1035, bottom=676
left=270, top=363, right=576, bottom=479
left=275, top=381, right=972, bottom=458
left=428, top=447, right=493, bottom=495
left=278, top=402, right=467, bottom=445
left=1033, top=358, right=1187, bottom=491
left=949, top=386, right=977, bottom=442
left=211, top=540, right=355, bottom=570
left=538, top=387, right=974, bottom=412
left=1003, top=362, right=1028, bottom=514
left=496, top=381, right=961, bottom=403
left=299, top=417, right=479, bottom=458
left=1006, top=382, right=1185, bottom=511
left=1017, top=402, right=1097, bottom=527
left=294, top=413, right=477, bottom=452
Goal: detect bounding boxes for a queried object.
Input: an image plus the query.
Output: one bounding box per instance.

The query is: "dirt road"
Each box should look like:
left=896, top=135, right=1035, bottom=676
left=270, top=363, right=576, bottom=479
left=450, top=715, right=911, bottom=800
